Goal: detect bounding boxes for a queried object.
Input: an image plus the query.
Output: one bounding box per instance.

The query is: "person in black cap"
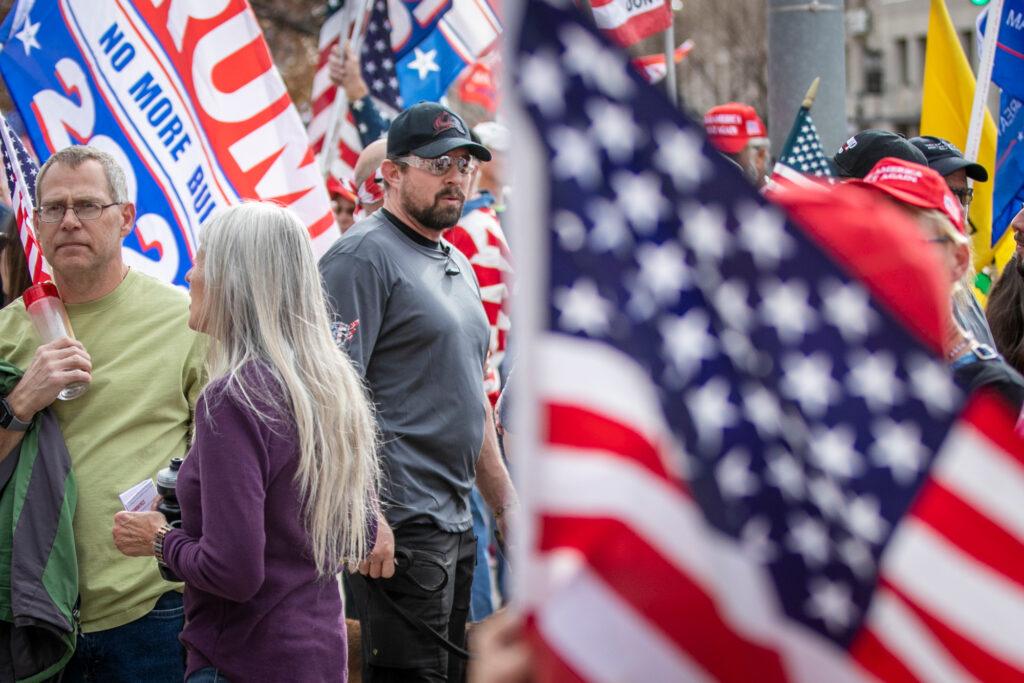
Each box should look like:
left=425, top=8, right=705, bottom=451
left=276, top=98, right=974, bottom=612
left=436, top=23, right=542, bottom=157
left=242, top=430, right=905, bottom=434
left=833, top=129, right=928, bottom=179
left=319, top=102, right=517, bottom=683
left=909, top=135, right=997, bottom=348
left=910, top=135, right=988, bottom=213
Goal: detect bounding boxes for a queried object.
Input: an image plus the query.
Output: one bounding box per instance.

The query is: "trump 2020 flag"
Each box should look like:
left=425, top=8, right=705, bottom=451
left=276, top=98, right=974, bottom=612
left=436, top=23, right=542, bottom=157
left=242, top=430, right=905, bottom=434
left=0, top=0, right=338, bottom=287
left=507, top=0, right=1024, bottom=680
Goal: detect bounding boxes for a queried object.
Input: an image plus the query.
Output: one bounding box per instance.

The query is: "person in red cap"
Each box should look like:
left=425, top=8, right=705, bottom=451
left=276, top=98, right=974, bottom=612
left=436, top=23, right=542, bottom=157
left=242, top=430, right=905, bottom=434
left=852, top=158, right=1024, bottom=418
left=704, top=102, right=771, bottom=188
left=326, top=175, right=359, bottom=234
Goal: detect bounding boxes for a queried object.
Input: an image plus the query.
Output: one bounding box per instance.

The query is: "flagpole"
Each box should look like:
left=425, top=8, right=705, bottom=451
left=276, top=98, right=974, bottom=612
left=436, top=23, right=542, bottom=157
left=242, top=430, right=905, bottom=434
left=802, top=77, right=820, bottom=109
left=965, top=0, right=1003, bottom=166
left=663, top=7, right=677, bottom=104
left=319, top=0, right=365, bottom=176
left=576, top=0, right=596, bottom=26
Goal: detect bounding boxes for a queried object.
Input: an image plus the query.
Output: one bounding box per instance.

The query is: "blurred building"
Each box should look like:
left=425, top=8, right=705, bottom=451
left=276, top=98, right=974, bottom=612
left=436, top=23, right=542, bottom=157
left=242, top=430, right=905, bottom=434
left=845, top=0, right=992, bottom=137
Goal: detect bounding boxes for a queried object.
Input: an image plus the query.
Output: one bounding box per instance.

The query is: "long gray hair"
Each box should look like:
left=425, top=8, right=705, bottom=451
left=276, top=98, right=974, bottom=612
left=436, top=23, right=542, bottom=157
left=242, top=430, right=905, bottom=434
left=197, top=201, right=379, bottom=575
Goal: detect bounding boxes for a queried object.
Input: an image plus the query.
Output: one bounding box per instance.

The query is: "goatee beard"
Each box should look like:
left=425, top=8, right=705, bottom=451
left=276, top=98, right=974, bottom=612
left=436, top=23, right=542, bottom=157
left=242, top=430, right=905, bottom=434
left=407, top=190, right=466, bottom=230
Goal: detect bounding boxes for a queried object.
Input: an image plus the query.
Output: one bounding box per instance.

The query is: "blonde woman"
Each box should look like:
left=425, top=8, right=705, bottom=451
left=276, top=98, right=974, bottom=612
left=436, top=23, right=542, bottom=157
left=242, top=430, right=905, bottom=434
left=112, top=202, right=380, bottom=682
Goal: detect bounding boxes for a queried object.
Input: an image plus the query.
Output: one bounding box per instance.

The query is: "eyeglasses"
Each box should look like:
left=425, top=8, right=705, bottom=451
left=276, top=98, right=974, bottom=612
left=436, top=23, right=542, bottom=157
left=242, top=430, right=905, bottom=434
left=394, top=155, right=478, bottom=177
left=951, top=187, right=974, bottom=207
left=36, top=202, right=121, bottom=223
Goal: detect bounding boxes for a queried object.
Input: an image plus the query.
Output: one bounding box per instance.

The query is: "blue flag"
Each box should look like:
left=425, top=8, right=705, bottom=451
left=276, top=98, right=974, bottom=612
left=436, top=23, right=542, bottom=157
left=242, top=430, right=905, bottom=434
left=980, top=1, right=1024, bottom=246
left=995, top=92, right=1024, bottom=244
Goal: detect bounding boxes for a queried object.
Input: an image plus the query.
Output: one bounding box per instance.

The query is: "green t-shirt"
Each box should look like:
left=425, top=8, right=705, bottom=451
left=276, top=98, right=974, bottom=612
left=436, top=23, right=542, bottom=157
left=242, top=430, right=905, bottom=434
left=0, top=270, right=206, bottom=632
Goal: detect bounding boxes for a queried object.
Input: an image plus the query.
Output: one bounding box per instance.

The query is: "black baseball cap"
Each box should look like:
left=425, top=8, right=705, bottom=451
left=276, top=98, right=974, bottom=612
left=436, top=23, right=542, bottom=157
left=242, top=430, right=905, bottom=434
left=386, top=102, right=491, bottom=161
left=909, top=135, right=989, bottom=182
left=833, top=129, right=927, bottom=179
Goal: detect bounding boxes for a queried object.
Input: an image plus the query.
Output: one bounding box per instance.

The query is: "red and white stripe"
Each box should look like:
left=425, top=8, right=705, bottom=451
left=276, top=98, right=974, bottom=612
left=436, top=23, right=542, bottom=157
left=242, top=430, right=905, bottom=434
left=308, top=7, right=363, bottom=181
left=0, top=118, right=49, bottom=284
left=523, top=335, right=1024, bottom=682
left=589, top=0, right=673, bottom=48
left=854, top=394, right=1024, bottom=682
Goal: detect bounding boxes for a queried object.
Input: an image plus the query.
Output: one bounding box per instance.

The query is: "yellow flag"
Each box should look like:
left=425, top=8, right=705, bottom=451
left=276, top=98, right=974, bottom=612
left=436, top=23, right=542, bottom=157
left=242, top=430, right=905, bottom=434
left=921, top=0, right=1014, bottom=297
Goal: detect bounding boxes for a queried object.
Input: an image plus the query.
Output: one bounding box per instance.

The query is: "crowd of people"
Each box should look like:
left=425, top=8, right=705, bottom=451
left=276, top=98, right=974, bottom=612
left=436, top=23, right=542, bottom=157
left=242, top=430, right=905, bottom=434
left=0, top=29, right=1022, bottom=683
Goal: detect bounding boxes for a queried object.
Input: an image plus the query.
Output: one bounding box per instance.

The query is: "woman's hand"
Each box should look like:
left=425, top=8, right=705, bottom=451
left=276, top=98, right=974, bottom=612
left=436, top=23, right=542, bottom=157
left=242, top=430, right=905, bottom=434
left=112, top=511, right=167, bottom=557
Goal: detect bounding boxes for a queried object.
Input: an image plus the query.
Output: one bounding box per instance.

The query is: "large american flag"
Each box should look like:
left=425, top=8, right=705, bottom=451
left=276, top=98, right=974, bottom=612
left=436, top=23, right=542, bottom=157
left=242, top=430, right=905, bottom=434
left=510, top=1, right=1024, bottom=680
left=309, top=0, right=365, bottom=180
left=0, top=114, right=48, bottom=284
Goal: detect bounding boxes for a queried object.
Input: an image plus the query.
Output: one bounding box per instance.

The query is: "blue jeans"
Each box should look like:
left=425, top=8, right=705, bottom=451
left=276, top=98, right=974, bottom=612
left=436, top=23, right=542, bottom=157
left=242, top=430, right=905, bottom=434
left=187, top=667, right=230, bottom=682
left=62, top=591, right=185, bottom=682
left=469, top=487, right=494, bottom=621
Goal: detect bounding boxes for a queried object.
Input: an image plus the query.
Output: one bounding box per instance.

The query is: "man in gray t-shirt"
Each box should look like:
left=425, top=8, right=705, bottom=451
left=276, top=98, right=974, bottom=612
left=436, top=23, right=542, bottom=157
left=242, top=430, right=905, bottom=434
left=319, top=102, right=517, bottom=683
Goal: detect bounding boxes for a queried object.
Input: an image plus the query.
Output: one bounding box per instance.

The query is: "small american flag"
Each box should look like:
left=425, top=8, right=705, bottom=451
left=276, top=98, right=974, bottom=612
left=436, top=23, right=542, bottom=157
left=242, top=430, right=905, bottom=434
left=771, top=99, right=834, bottom=186
left=308, top=0, right=364, bottom=179
left=360, top=0, right=402, bottom=112
left=0, top=114, right=48, bottom=284
left=511, top=1, right=1024, bottom=681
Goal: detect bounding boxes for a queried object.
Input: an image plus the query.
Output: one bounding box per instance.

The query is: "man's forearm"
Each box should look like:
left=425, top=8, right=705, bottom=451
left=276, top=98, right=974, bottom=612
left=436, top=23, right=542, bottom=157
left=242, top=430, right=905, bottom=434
left=476, top=400, right=517, bottom=515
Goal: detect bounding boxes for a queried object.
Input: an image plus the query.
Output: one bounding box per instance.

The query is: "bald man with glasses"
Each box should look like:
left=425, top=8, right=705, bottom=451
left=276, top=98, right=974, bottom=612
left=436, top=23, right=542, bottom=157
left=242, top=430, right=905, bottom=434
left=319, top=103, right=518, bottom=683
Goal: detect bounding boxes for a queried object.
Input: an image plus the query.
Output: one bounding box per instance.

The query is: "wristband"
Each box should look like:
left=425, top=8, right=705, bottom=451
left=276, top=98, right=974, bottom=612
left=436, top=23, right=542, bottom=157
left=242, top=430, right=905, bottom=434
left=153, top=524, right=174, bottom=566
left=0, top=397, right=30, bottom=432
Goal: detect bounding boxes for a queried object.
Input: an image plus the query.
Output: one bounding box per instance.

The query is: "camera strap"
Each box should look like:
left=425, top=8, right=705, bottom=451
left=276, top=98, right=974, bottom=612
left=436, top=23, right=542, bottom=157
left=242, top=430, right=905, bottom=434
left=366, top=547, right=472, bottom=660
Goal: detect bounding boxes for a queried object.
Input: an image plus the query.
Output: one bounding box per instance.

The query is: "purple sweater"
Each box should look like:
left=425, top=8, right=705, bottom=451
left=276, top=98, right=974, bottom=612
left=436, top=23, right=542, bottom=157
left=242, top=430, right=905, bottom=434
left=162, top=367, right=346, bottom=681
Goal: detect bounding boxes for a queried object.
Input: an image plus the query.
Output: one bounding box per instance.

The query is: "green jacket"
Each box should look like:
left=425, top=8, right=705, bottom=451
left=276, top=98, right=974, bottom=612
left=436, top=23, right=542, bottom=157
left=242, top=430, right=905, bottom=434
left=0, top=361, right=78, bottom=682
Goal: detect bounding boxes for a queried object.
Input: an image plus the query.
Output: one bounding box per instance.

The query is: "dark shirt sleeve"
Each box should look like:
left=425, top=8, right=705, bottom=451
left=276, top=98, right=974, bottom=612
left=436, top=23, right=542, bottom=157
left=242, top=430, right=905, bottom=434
left=320, top=251, right=389, bottom=376
left=351, top=96, right=389, bottom=147
left=162, top=392, right=269, bottom=603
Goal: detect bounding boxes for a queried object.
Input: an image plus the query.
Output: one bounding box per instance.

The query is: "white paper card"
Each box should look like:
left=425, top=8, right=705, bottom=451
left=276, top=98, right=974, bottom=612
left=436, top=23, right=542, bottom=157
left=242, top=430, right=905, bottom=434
left=119, top=478, right=158, bottom=512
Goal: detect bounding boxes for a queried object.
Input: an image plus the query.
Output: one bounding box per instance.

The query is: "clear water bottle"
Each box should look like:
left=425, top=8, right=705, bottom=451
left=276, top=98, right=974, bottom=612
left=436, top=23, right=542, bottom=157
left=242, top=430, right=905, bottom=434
left=23, top=282, right=88, bottom=400
left=156, top=458, right=183, bottom=582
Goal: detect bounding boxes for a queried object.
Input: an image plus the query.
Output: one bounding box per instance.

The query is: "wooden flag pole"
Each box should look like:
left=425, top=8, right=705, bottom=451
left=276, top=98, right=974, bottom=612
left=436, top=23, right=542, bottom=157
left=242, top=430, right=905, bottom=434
left=802, top=77, right=821, bottom=109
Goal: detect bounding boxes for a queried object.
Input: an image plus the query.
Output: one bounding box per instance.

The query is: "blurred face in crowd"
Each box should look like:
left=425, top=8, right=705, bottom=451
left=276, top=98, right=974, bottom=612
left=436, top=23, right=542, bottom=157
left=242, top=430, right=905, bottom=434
left=34, top=160, right=133, bottom=279
left=944, top=168, right=972, bottom=213
left=331, top=194, right=356, bottom=233
left=1012, top=207, right=1024, bottom=274
left=479, top=150, right=504, bottom=191
left=387, top=149, right=475, bottom=232
left=185, top=248, right=207, bottom=333
left=905, top=205, right=969, bottom=289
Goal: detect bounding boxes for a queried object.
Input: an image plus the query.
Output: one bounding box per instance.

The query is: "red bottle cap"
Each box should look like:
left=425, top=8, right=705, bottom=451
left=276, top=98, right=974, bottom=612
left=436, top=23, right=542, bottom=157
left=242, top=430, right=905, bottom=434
left=22, top=281, right=61, bottom=309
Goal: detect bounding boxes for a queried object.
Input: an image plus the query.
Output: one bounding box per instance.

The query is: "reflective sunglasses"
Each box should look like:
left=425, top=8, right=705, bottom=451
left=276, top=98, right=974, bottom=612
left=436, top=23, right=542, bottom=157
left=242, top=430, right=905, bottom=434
left=394, top=154, right=478, bottom=177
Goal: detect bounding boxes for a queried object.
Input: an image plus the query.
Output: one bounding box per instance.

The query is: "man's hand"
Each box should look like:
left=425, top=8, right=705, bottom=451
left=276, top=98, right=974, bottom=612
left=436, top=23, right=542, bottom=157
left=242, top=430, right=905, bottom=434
left=358, top=513, right=395, bottom=579
left=469, top=610, right=532, bottom=683
left=328, top=45, right=369, bottom=101
left=6, top=338, right=91, bottom=422
left=112, top=510, right=167, bottom=557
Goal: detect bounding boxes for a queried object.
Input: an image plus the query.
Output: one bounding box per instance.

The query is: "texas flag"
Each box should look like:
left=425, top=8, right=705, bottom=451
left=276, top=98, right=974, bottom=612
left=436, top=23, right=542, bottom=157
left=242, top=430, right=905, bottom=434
left=395, top=0, right=502, bottom=104
left=589, top=0, right=673, bottom=48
